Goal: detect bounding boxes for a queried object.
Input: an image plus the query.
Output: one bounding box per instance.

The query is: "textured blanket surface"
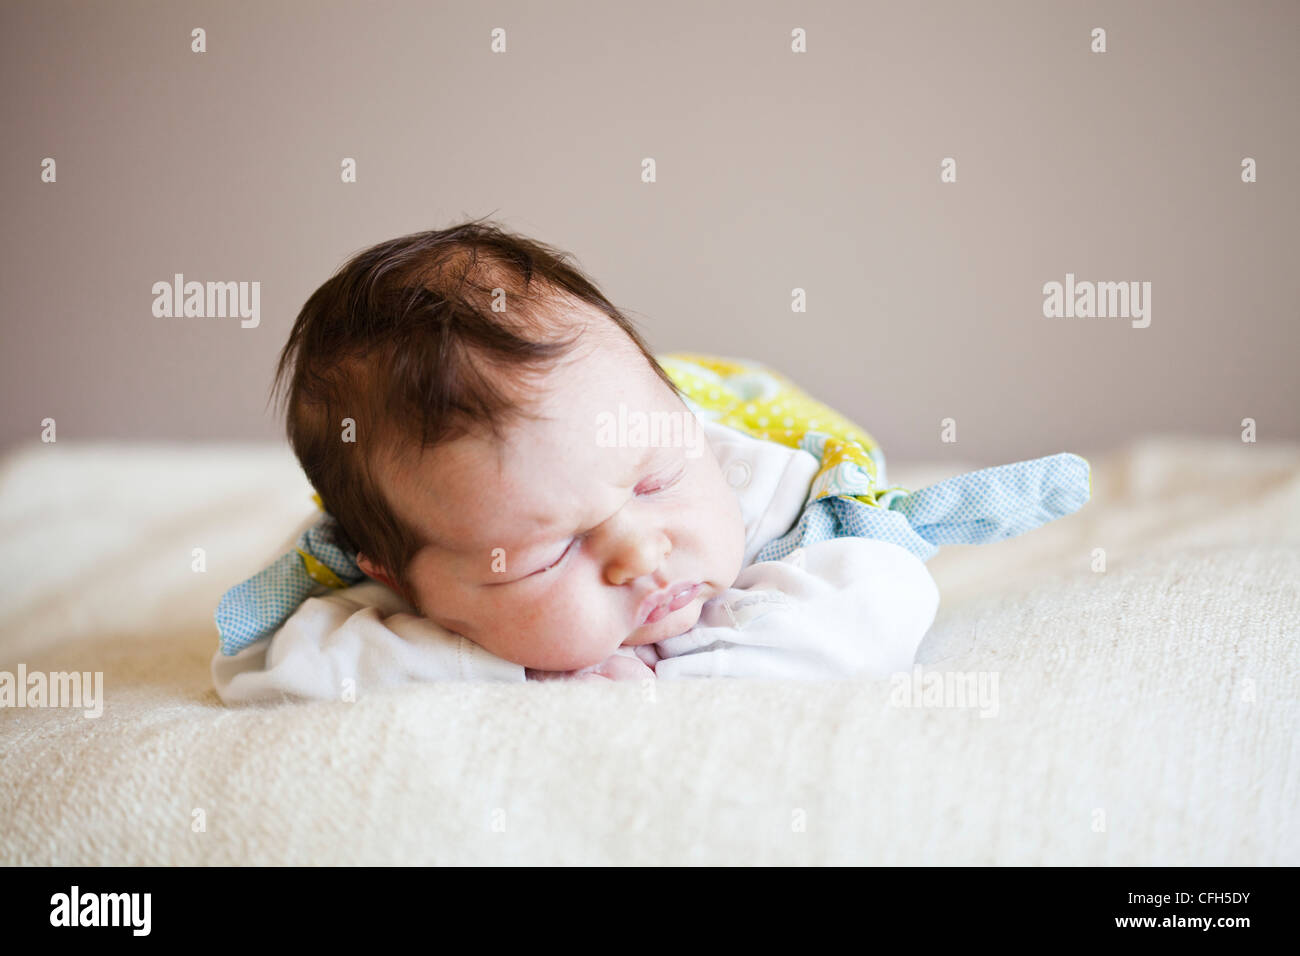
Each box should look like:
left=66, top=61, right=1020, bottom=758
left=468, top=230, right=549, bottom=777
left=1, top=436, right=1296, bottom=865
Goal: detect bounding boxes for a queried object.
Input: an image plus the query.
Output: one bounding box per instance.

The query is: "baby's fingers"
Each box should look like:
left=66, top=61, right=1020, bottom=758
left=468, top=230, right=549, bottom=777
left=592, top=654, right=656, bottom=681
left=525, top=666, right=611, bottom=682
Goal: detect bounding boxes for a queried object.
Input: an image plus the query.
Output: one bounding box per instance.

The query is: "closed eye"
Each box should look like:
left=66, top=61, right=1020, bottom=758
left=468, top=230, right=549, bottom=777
left=530, top=536, right=580, bottom=576
left=522, top=467, right=684, bottom=579
left=636, top=466, right=685, bottom=496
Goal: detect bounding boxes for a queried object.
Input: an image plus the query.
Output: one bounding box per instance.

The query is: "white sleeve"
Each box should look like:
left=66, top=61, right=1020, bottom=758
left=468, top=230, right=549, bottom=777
left=651, top=537, right=939, bottom=681
left=211, top=579, right=525, bottom=705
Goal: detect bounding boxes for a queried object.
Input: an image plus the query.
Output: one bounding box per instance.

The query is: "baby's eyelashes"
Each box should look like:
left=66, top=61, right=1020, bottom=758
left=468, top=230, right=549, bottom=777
left=635, top=466, right=685, bottom=496
left=531, top=535, right=582, bottom=576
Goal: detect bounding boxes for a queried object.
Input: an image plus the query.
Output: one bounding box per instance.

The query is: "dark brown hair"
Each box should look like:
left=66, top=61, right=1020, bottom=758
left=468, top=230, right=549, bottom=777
left=269, top=215, right=679, bottom=606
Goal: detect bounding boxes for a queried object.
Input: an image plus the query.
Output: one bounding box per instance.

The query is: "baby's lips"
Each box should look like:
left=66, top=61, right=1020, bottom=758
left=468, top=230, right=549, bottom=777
left=636, top=580, right=701, bottom=627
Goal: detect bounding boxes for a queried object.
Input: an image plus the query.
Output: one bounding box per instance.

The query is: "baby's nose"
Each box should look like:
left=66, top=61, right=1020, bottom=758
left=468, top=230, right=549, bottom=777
left=603, top=531, right=671, bottom=587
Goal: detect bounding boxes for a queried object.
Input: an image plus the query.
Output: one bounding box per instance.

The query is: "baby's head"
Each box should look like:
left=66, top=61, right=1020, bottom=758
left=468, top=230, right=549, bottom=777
left=273, top=218, right=746, bottom=671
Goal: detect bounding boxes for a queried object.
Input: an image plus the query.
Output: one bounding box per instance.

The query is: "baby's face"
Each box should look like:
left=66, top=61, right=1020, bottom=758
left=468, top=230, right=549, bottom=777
left=361, top=314, right=746, bottom=671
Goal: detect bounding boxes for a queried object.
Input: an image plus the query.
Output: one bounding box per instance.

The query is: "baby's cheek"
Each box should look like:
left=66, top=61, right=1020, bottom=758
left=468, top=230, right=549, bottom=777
left=497, top=594, right=551, bottom=647
left=693, top=489, right=746, bottom=580
left=505, top=582, right=612, bottom=670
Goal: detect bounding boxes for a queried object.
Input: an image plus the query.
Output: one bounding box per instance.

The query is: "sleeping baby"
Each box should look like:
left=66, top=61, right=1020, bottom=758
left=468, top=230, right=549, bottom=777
left=212, top=219, right=1090, bottom=703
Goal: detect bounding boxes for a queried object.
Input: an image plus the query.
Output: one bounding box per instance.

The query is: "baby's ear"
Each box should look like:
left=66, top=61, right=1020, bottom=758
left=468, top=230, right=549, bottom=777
left=356, top=553, right=392, bottom=587
left=357, top=553, right=419, bottom=609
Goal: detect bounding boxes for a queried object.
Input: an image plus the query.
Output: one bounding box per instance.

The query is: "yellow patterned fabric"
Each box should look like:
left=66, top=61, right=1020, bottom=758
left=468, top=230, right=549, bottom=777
left=656, top=352, right=910, bottom=509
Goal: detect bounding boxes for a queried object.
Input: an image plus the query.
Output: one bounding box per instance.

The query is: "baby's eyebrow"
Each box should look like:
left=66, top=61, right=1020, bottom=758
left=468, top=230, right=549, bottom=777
left=458, top=501, right=571, bottom=557
left=483, top=522, right=555, bottom=556
left=624, top=445, right=657, bottom=485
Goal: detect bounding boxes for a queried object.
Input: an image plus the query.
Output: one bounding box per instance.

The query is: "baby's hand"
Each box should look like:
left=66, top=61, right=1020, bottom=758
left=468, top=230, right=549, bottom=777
left=526, top=651, right=656, bottom=682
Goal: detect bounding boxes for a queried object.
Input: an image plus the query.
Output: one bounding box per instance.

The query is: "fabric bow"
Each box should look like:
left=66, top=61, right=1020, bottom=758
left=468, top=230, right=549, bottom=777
left=213, top=500, right=365, bottom=656
left=754, top=451, right=1091, bottom=563
left=658, top=352, right=1091, bottom=563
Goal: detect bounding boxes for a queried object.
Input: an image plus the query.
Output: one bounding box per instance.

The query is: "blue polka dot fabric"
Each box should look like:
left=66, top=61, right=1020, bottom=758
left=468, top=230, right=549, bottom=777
left=213, top=512, right=365, bottom=656
left=756, top=452, right=1092, bottom=563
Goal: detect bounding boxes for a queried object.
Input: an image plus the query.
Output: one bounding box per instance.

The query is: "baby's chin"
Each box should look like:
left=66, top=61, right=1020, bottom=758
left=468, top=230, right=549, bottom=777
left=620, top=593, right=707, bottom=646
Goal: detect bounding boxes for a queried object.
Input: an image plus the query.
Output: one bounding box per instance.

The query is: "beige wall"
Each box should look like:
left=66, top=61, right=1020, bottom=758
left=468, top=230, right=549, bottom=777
left=3, top=0, right=1296, bottom=466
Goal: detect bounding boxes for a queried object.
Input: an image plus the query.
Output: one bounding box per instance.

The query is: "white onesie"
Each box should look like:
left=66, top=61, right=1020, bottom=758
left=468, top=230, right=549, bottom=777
left=211, top=418, right=939, bottom=703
